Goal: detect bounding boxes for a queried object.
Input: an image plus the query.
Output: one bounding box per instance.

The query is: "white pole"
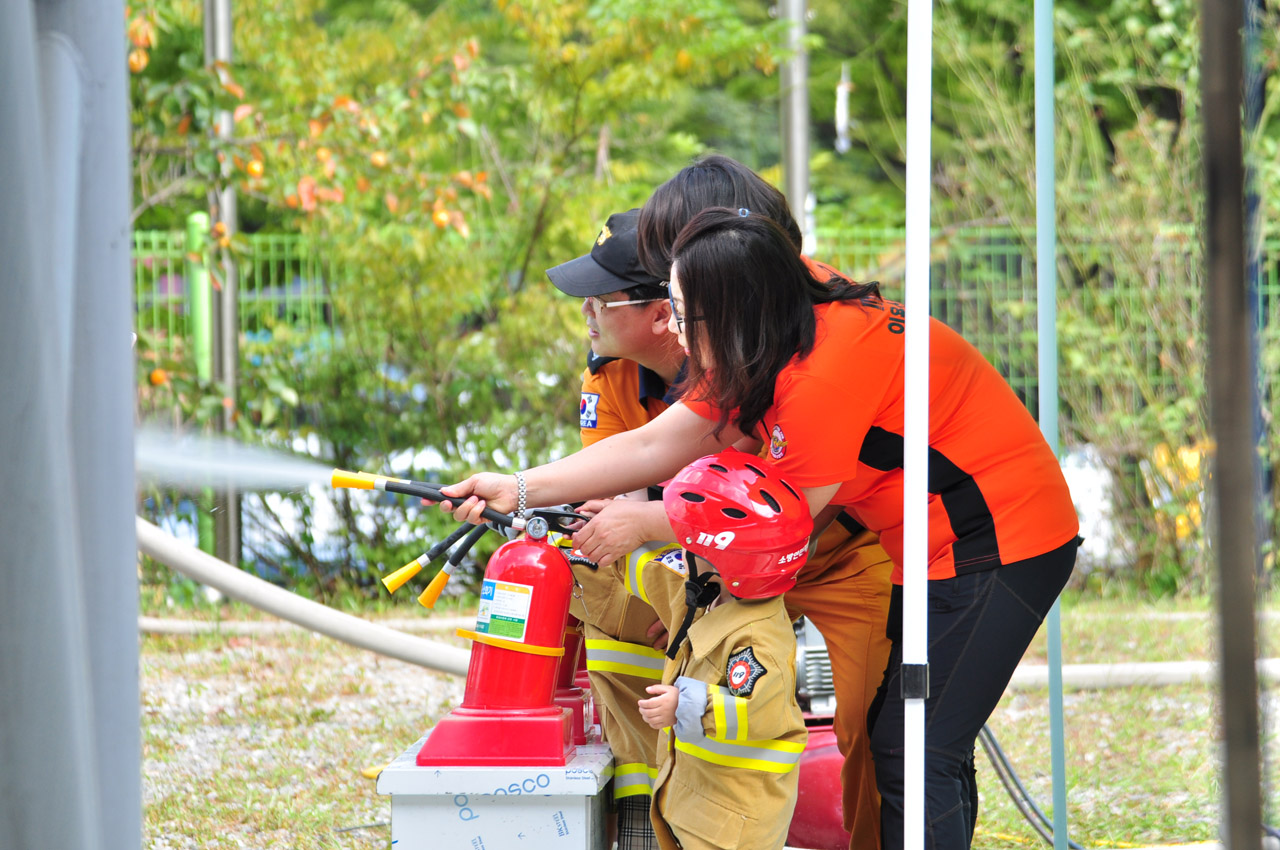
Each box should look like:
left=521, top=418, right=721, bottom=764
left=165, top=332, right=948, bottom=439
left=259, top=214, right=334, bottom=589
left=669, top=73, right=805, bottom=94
left=902, top=0, right=935, bottom=845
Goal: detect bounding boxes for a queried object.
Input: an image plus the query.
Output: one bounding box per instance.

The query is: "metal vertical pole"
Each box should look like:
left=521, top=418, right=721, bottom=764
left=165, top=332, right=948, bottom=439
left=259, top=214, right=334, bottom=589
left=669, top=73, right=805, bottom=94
left=1033, top=0, right=1070, bottom=847
left=205, top=0, right=240, bottom=565
left=902, top=0, right=934, bottom=846
left=1201, top=1, right=1265, bottom=847
left=779, top=0, right=812, bottom=252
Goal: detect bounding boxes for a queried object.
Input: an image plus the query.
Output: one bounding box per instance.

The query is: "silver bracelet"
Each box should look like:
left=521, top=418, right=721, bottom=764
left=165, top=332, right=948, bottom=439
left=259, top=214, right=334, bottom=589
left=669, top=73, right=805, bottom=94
left=514, top=470, right=527, bottom=517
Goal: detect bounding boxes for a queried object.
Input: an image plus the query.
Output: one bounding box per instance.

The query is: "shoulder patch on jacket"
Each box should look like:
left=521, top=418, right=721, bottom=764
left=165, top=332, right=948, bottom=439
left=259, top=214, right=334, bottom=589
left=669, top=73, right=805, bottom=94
left=580, top=392, right=600, bottom=428
left=726, top=646, right=767, bottom=696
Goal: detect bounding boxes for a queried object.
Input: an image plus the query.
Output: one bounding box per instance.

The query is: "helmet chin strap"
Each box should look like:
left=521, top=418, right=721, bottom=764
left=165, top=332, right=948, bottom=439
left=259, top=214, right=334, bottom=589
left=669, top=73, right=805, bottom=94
left=665, top=551, right=722, bottom=660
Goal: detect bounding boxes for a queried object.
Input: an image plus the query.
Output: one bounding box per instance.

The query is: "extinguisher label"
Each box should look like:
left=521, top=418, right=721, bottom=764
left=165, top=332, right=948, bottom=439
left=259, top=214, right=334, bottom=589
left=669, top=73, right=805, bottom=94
left=476, top=579, right=534, bottom=642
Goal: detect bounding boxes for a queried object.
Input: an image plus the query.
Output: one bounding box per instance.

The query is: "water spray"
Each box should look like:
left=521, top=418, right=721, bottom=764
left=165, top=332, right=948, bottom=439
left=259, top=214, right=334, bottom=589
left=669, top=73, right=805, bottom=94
left=135, top=425, right=332, bottom=491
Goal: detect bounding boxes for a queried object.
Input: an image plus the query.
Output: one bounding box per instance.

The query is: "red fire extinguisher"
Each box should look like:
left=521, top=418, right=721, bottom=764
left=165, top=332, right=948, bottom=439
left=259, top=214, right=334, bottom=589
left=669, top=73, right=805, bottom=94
left=331, top=470, right=583, bottom=766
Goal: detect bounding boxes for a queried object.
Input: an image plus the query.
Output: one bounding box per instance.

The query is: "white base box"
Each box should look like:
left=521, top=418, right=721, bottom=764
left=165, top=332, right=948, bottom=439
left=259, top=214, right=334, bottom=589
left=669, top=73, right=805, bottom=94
left=377, top=738, right=614, bottom=850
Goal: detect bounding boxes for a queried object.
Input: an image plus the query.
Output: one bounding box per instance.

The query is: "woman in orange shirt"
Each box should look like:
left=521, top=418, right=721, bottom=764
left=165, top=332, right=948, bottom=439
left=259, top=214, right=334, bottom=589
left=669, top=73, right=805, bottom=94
left=438, top=208, right=1079, bottom=850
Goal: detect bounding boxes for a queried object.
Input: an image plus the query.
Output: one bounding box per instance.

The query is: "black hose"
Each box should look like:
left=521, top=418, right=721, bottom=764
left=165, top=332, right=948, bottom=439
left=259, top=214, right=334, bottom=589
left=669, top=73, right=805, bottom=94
left=426, top=522, right=477, bottom=562
left=978, top=724, right=1082, bottom=850
left=448, top=523, right=492, bottom=568
left=382, top=479, right=513, bottom=527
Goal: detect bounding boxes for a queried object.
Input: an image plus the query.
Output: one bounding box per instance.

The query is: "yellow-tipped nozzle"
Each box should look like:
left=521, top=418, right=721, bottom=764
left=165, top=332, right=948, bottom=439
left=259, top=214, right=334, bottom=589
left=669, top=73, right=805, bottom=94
left=417, top=566, right=453, bottom=609
left=381, top=558, right=425, bottom=594
left=331, top=468, right=377, bottom=490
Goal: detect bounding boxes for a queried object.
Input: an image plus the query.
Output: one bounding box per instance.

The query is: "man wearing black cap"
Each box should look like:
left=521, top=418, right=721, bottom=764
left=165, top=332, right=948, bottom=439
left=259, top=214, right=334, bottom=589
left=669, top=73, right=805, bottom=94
left=545, top=209, right=687, bottom=850
left=547, top=209, right=686, bottom=445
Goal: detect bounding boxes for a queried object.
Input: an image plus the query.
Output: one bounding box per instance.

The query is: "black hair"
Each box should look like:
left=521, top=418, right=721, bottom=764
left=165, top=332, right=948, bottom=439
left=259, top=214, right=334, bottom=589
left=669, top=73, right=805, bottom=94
left=637, top=153, right=802, bottom=280
left=671, top=208, right=880, bottom=437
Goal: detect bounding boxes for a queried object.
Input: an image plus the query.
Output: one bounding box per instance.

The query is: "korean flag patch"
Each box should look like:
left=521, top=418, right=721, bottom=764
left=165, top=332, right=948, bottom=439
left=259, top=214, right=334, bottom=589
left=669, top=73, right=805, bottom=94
left=726, top=647, right=767, bottom=697
left=580, top=392, right=600, bottom=428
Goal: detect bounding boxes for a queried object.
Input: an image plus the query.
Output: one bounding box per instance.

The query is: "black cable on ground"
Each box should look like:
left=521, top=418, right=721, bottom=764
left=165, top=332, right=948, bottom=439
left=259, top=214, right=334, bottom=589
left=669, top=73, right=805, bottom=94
left=978, top=724, right=1082, bottom=850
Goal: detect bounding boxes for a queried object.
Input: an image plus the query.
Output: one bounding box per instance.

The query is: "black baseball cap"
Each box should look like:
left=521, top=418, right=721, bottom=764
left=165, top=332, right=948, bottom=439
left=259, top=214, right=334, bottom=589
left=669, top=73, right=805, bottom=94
left=546, top=209, right=667, bottom=298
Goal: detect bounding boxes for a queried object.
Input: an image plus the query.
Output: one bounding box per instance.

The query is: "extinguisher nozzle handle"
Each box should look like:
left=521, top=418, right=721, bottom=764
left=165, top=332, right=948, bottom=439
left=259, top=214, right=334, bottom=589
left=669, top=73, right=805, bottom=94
left=418, top=564, right=454, bottom=609
left=381, top=557, right=425, bottom=594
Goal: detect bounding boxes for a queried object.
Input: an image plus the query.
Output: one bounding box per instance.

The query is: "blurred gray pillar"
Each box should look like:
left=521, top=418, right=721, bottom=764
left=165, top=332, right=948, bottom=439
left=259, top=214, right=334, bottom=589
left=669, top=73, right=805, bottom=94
left=1201, top=0, right=1265, bottom=847
left=205, top=0, right=242, bottom=565
left=0, top=1, right=138, bottom=849
left=779, top=0, right=813, bottom=252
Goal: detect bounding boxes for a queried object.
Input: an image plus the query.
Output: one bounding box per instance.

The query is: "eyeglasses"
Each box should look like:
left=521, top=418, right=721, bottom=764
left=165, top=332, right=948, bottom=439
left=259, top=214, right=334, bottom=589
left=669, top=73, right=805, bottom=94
left=669, top=294, right=685, bottom=332
left=585, top=295, right=664, bottom=311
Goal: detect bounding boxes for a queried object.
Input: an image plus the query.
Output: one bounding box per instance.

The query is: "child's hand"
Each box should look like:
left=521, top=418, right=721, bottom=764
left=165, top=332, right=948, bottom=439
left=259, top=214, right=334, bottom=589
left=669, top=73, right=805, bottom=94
left=638, top=684, right=679, bottom=730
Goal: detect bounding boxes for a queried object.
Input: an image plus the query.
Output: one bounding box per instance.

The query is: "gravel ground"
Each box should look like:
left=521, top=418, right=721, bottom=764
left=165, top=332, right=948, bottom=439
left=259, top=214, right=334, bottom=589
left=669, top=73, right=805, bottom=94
left=140, top=615, right=1278, bottom=850
left=142, top=627, right=467, bottom=849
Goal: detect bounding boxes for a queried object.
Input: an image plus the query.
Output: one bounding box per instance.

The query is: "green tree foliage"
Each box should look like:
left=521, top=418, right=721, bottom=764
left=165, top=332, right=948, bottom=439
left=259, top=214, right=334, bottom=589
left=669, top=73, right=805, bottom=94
left=130, top=0, right=782, bottom=597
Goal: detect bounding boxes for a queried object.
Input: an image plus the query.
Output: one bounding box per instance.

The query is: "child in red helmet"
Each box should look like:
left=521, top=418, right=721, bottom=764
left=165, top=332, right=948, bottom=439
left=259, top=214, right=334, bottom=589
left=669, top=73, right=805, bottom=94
left=636, top=450, right=811, bottom=850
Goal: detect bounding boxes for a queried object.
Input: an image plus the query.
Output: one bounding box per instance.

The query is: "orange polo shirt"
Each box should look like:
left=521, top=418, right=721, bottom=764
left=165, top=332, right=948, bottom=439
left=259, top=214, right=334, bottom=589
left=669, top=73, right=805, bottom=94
left=683, top=297, right=1079, bottom=582
left=579, top=352, right=679, bottom=446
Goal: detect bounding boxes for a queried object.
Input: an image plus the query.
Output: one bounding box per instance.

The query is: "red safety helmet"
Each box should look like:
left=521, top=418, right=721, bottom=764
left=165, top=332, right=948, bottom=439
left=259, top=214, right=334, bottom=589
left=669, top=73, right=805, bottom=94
left=663, top=451, right=813, bottom=598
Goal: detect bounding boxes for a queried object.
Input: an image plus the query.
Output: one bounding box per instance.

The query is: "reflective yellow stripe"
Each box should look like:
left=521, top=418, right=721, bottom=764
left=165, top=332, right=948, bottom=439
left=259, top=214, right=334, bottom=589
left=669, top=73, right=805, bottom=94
left=625, top=543, right=683, bottom=605
left=673, top=735, right=804, bottom=774
left=626, top=553, right=650, bottom=605
left=612, top=763, right=658, bottom=799
left=710, top=686, right=749, bottom=741
left=584, top=638, right=665, bottom=680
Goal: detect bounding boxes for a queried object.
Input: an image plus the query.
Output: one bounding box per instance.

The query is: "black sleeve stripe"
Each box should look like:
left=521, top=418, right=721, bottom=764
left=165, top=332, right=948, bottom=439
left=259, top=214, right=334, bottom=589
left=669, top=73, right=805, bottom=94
left=858, top=426, right=1001, bottom=571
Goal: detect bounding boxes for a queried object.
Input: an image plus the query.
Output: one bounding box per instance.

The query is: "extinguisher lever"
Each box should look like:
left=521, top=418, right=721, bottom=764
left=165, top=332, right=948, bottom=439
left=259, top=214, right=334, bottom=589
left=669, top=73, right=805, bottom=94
left=528, top=507, right=591, bottom=535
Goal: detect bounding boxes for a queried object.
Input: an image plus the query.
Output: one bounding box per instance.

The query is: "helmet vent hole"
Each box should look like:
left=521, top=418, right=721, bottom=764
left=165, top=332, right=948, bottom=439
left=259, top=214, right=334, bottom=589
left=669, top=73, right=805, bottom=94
left=760, top=489, right=782, bottom=512
left=780, top=480, right=800, bottom=500
left=722, top=507, right=748, bottom=519
left=680, top=492, right=706, bottom=503
left=744, top=462, right=766, bottom=477
left=710, top=463, right=729, bottom=473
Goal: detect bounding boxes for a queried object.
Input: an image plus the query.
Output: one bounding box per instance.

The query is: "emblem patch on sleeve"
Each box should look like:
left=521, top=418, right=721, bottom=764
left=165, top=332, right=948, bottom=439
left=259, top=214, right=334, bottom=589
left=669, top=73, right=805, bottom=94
left=580, top=392, right=600, bottom=428
left=726, top=647, right=767, bottom=696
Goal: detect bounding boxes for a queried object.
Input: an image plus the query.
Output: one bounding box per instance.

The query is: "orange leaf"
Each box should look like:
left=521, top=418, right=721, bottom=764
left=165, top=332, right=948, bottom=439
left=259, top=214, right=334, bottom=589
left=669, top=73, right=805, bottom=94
left=222, top=80, right=246, bottom=100
left=356, top=176, right=371, bottom=193
left=127, top=17, right=155, bottom=49
left=308, top=119, right=325, bottom=139
left=454, top=170, right=474, bottom=188
left=384, top=193, right=400, bottom=214
left=452, top=103, right=470, bottom=119
left=467, top=37, right=480, bottom=58
left=176, top=114, right=192, bottom=135
left=449, top=210, right=470, bottom=239
left=298, top=176, right=318, bottom=212
left=452, top=53, right=471, bottom=72
left=323, top=158, right=336, bottom=179
left=315, top=186, right=345, bottom=204
left=233, top=104, right=254, bottom=124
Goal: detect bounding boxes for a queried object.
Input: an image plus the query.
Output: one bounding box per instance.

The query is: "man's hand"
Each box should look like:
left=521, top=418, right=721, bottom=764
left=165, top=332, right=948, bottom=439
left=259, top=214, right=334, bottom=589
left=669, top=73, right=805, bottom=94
left=638, top=684, right=679, bottom=730
left=570, top=499, right=665, bottom=566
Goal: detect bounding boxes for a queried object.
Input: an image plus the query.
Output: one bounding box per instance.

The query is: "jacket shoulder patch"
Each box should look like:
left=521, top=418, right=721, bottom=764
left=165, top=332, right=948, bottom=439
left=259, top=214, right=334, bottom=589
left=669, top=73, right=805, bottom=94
left=726, top=646, right=767, bottom=696
left=580, top=392, right=600, bottom=428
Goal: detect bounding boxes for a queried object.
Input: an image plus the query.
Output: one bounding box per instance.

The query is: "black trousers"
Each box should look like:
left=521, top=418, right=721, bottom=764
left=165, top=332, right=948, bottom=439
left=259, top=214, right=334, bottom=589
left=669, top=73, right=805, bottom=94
left=868, top=537, right=1080, bottom=850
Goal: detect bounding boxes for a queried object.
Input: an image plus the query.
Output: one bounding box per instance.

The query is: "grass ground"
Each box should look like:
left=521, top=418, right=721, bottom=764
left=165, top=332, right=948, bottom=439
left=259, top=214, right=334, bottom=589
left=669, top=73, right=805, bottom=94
left=139, top=594, right=1280, bottom=849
